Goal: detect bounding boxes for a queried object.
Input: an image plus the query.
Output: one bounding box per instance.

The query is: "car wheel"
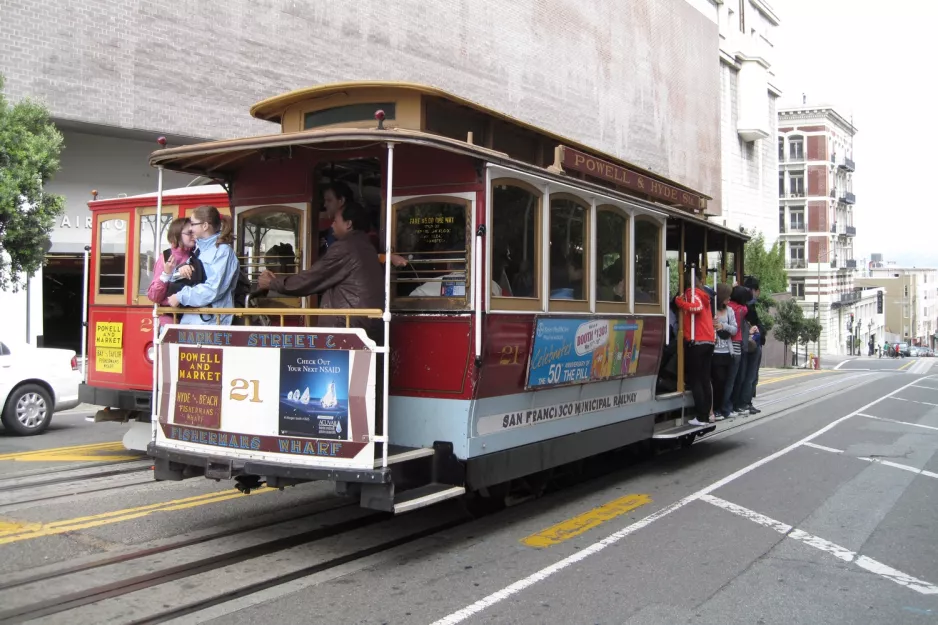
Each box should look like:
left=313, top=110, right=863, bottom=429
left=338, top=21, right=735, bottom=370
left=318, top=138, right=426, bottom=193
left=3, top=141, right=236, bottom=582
left=2, top=384, right=53, bottom=436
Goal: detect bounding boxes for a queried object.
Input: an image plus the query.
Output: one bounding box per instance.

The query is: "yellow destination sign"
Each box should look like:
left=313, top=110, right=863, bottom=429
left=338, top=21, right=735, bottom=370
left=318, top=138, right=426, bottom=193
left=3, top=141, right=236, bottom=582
left=95, top=321, right=123, bottom=348
left=95, top=347, right=123, bottom=373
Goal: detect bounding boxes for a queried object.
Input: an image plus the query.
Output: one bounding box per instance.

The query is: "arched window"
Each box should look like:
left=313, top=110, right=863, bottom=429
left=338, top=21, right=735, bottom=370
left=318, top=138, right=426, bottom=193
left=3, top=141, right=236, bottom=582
left=634, top=216, right=661, bottom=313
left=490, top=180, right=542, bottom=309
left=595, top=206, right=629, bottom=312
left=549, top=194, right=590, bottom=311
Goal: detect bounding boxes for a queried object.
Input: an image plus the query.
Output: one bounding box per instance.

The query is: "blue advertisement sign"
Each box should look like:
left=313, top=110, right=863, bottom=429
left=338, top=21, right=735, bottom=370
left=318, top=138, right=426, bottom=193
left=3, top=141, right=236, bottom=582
left=278, top=349, right=351, bottom=440
left=526, top=317, right=643, bottom=388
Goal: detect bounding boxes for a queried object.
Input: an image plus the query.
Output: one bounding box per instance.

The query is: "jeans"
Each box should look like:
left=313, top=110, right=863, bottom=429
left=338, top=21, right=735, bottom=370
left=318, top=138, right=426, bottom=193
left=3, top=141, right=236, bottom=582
left=686, top=342, right=714, bottom=420
left=722, top=352, right=741, bottom=414
left=738, top=344, right=762, bottom=408
left=711, top=352, right=733, bottom=416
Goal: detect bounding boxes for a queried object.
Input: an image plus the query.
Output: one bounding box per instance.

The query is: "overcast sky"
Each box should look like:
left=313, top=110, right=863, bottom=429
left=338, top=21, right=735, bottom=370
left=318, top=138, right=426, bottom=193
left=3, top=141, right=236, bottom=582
left=774, top=0, right=936, bottom=268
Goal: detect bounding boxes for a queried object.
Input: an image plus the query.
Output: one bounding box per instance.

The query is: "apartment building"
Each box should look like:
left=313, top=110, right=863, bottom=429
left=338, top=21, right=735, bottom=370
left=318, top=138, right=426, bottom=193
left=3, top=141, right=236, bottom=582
left=777, top=105, right=859, bottom=354
left=856, top=266, right=938, bottom=349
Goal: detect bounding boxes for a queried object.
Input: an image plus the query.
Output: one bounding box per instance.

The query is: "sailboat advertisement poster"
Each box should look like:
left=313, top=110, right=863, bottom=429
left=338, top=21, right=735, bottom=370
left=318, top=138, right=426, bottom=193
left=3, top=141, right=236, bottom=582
left=278, top=349, right=351, bottom=440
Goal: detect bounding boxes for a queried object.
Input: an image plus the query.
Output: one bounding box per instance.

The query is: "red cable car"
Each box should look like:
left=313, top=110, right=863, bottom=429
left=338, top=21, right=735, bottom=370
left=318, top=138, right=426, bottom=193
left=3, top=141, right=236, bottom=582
left=81, top=82, right=747, bottom=512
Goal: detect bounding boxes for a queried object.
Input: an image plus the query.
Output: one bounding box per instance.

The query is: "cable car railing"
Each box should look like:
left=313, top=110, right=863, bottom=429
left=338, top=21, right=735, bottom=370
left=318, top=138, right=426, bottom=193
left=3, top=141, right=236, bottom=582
left=155, top=306, right=384, bottom=328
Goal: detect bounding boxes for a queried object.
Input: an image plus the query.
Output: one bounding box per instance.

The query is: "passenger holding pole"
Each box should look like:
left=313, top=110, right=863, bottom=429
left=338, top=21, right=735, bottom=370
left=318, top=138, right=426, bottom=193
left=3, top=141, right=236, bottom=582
left=258, top=200, right=384, bottom=340
left=673, top=266, right=715, bottom=425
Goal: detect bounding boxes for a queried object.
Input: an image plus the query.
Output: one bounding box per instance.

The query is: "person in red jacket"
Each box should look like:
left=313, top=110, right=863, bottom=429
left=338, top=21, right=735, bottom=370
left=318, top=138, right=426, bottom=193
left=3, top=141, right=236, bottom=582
left=673, top=268, right=715, bottom=425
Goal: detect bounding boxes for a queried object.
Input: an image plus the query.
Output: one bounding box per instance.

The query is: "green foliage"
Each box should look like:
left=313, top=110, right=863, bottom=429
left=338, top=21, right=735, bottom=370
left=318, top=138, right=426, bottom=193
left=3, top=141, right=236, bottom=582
left=0, top=74, right=65, bottom=291
left=799, top=317, right=823, bottom=346
left=743, top=230, right=788, bottom=295
left=773, top=298, right=804, bottom=353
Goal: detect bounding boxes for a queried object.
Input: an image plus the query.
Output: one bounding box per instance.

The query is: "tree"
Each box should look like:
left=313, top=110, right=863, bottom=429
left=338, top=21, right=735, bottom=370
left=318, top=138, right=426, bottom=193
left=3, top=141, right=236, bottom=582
left=743, top=229, right=788, bottom=334
left=799, top=316, right=823, bottom=364
left=0, top=74, right=65, bottom=291
left=773, top=299, right=804, bottom=365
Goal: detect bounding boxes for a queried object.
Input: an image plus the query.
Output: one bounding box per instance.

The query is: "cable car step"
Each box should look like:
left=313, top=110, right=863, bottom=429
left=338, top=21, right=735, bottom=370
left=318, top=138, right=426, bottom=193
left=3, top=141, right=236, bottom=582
left=652, top=423, right=717, bottom=439
left=393, top=483, right=467, bottom=514
left=374, top=445, right=436, bottom=468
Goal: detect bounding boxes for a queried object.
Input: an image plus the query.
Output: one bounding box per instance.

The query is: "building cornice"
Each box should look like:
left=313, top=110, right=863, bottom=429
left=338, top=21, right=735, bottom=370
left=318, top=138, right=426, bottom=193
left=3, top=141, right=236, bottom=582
left=751, top=0, right=780, bottom=26
left=778, top=108, right=857, bottom=135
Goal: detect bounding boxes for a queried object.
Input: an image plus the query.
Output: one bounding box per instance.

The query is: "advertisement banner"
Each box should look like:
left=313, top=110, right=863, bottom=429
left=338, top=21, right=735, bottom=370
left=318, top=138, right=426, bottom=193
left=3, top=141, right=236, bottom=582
left=527, top=317, right=644, bottom=389
left=155, top=326, right=376, bottom=470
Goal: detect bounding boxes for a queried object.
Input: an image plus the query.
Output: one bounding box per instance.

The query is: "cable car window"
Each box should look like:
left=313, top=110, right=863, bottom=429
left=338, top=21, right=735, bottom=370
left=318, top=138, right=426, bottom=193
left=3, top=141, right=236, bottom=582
left=97, top=216, right=128, bottom=297
left=137, top=214, right=173, bottom=296
left=549, top=197, right=588, bottom=303
left=304, top=103, right=396, bottom=130
left=634, top=218, right=660, bottom=305
left=596, top=208, right=628, bottom=304
left=391, top=199, right=470, bottom=310
left=239, top=209, right=300, bottom=286
left=491, top=181, right=540, bottom=305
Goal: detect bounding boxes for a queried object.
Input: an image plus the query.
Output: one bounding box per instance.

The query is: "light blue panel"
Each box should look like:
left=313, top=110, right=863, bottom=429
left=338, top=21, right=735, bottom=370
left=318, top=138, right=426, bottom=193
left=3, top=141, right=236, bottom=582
left=388, top=396, right=471, bottom=458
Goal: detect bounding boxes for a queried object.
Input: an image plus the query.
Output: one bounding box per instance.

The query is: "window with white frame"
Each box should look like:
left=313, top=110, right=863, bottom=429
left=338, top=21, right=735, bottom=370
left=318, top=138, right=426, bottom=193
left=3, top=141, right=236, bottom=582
left=789, top=173, right=805, bottom=197
left=790, top=208, right=805, bottom=232
left=791, top=279, right=805, bottom=299
left=789, top=137, right=804, bottom=161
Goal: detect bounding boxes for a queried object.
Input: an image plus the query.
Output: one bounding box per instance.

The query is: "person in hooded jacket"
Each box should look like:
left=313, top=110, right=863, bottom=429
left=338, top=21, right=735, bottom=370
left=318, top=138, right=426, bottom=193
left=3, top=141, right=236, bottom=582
left=711, top=283, right=737, bottom=420
left=673, top=267, right=715, bottom=425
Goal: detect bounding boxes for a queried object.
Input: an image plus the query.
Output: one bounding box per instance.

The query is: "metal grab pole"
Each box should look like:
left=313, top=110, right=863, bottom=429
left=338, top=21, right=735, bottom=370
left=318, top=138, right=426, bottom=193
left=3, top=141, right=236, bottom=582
left=151, top=166, right=164, bottom=437
left=80, top=245, right=91, bottom=382
left=689, top=264, right=696, bottom=342
left=381, top=143, right=395, bottom=470
left=665, top=260, right=670, bottom=347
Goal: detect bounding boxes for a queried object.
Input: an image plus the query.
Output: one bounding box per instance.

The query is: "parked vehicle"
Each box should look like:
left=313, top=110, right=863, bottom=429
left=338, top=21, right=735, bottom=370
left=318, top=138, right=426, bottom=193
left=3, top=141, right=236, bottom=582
left=897, top=343, right=911, bottom=357
left=0, top=339, right=83, bottom=435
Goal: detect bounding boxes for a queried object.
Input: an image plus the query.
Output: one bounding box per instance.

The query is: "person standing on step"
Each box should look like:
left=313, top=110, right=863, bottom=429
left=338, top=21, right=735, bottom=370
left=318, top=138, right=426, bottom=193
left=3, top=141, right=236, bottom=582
left=674, top=267, right=715, bottom=426
left=710, top=283, right=737, bottom=420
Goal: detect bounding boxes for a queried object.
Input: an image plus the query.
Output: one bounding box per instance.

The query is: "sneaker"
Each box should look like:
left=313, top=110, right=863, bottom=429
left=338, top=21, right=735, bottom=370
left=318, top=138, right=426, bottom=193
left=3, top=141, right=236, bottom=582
left=735, top=408, right=749, bottom=417
left=688, top=418, right=705, bottom=426
left=749, top=405, right=761, bottom=415
left=713, top=413, right=726, bottom=421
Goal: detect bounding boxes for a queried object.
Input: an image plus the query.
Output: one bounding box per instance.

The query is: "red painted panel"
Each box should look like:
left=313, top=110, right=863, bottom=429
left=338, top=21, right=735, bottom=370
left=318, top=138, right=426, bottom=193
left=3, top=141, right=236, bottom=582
left=798, top=125, right=827, bottom=132
left=389, top=316, right=475, bottom=398
left=233, top=157, right=312, bottom=205
left=392, top=144, right=479, bottom=190
left=808, top=201, right=827, bottom=232
left=86, top=307, right=155, bottom=392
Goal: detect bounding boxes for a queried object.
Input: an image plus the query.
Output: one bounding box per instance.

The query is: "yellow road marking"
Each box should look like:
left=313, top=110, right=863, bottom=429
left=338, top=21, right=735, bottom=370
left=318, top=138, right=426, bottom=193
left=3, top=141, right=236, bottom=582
left=757, top=370, right=826, bottom=386
left=521, top=494, right=652, bottom=549
left=0, top=442, right=131, bottom=462
left=0, top=488, right=275, bottom=545
left=898, top=359, right=916, bottom=371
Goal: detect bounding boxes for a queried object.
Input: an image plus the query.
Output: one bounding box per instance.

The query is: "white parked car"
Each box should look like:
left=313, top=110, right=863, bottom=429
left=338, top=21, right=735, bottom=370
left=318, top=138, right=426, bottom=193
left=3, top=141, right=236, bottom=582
left=0, top=339, right=83, bottom=435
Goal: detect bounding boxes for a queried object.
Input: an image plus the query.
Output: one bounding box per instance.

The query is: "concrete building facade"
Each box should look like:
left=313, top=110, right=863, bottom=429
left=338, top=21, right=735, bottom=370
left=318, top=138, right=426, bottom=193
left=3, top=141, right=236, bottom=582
left=777, top=105, right=860, bottom=355
left=857, top=266, right=938, bottom=349
left=1, top=0, right=727, bottom=350
left=705, top=0, right=782, bottom=243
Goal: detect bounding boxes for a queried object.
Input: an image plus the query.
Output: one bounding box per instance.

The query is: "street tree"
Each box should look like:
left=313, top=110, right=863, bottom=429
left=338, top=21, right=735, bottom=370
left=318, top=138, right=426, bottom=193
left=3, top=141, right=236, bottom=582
left=742, top=229, right=787, bottom=334
left=798, top=316, right=823, bottom=365
left=773, top=298, right=804, bottom=365
left=0, top=74, right=65, bottom=291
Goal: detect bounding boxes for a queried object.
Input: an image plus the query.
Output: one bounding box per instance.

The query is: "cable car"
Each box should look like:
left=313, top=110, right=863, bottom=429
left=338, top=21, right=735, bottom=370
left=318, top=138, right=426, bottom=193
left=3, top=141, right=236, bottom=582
left=81, top=82, right=747, bottom=512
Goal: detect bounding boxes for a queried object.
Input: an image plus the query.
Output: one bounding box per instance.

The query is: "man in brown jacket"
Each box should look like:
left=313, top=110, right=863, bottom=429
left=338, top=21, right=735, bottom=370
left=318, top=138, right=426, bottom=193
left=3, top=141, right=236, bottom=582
left=258, top=201, right=384, bottom=341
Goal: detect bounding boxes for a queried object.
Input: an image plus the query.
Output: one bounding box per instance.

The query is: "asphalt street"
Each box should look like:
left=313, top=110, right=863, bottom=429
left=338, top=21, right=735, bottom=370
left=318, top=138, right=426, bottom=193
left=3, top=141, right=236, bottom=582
left=0, top=359, right=934, bottom=624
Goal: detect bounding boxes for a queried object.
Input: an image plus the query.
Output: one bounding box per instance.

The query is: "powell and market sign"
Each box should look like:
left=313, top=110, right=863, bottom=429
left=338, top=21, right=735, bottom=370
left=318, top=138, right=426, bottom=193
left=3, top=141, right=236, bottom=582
left=552, top=146, right=706, bottom=214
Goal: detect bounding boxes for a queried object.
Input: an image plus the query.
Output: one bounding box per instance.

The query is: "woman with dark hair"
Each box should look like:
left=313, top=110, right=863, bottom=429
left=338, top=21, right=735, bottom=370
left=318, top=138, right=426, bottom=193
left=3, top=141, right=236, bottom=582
left=723, top=284, right=749, bottom=416
left=167, top=205, right=240, bottom=325
left=710, top=283, right=737, bottom=419
left=729, top=284, right=755, bottom=415
left=147, top=217, right=197, bottom=327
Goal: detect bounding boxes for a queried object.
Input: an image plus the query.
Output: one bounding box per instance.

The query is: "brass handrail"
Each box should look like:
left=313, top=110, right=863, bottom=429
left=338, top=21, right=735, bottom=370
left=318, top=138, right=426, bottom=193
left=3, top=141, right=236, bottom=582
left=155, top=307, right=384, bottom=328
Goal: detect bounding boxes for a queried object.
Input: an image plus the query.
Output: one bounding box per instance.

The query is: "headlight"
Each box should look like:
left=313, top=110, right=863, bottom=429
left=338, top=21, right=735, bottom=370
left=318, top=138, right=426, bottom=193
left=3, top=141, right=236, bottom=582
left=145, top=343, right=156, bottom=363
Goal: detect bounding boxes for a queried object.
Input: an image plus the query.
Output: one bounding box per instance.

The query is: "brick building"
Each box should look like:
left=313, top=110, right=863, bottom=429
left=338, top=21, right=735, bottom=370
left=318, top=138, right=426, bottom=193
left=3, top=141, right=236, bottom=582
left=1, top=0, right=751, bottom=349
left=777, top=105, right=863, bottom=355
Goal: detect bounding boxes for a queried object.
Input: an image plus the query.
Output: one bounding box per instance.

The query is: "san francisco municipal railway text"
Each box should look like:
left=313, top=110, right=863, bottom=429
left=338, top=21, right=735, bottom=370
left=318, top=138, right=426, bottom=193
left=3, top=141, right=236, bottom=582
left=501, top=392, right=640, bottom=429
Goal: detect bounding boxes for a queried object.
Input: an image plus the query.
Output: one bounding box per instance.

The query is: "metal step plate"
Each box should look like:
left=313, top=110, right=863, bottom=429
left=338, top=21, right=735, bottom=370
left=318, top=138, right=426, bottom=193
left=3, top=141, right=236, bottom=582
left=393, top=483, right=466, bottom=514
